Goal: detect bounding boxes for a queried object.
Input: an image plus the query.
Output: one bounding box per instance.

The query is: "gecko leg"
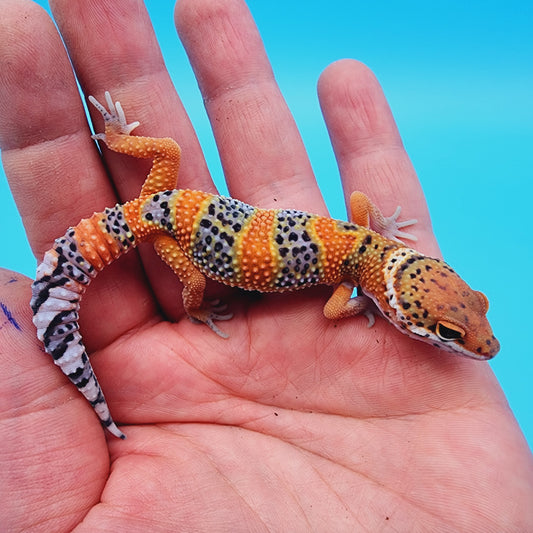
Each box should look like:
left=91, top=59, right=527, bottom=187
left=152, top=235, right=233, bottom=338
left=89, top=91, right=182, bottom=196
left=323, top=281, right=375, bottom=327
left=349, top=191, right=417, bottom=243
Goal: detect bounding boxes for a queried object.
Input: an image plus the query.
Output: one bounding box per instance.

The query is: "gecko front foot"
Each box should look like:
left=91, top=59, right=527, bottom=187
left=349, top=191, right=418, bottom=243
left=382, top=206, right=418, bottom=243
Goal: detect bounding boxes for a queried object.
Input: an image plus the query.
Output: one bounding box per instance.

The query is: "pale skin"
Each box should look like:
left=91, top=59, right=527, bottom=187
left=0, top=0, right=531, bottom=531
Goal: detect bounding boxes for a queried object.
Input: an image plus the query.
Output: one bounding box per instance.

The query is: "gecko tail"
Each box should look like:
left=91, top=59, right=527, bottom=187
left=31, top=223, right=131, bottom=439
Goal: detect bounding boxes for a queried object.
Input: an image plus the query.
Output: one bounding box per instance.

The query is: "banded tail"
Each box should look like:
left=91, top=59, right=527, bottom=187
left=31, top=207, right=136, bottom=439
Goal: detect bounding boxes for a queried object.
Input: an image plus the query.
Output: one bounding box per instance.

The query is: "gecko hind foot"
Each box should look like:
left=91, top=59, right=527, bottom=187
left=88, top=91, right=140, bottom=139
left=188, top=299, right=234, bottom=339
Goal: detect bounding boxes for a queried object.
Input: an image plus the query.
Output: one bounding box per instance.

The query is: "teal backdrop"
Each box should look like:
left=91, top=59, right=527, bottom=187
left=1, top=1, right=531, bottom=449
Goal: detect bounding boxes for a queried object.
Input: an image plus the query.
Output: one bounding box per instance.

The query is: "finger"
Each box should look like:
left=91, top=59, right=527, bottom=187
left=0, top=0, right=157, bottom=350
left=49, top=0, right=213, bottom=196
left=0, top=269, right=109, bottom=530
left=318, top=60, right=440, bottom=255
left=0, top=0, right=116, bottom=256
left=47, top=0, right=218, bottom=320
left=175, top=0, right=327, bottom=214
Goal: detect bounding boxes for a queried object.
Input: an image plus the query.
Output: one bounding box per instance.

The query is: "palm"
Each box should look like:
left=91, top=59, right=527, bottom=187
left=1, top=0, right=531, bottom=531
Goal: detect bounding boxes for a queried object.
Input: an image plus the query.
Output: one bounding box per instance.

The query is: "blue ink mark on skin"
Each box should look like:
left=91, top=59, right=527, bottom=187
left=0, top=302, right=22, bottom=331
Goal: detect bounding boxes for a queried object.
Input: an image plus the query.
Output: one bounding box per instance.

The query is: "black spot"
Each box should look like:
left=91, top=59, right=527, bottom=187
left=75, top=374, right=91, bottom=388
left=358, top=245, right=367, bottom=254
left=402, top=302, right=411, bottom=310
left=68, top=365, right=85, bottom=380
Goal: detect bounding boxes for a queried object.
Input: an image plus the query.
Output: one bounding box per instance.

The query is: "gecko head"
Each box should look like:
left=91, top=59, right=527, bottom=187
left=381, top=249, right=499, bottom=360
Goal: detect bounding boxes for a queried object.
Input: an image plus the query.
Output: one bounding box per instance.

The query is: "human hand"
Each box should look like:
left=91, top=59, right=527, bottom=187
left=1, top=0, right=531, bottom=530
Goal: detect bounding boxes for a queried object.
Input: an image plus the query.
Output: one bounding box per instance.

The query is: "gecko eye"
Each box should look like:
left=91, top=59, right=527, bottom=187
left=436, top=321, right=465, bottom=341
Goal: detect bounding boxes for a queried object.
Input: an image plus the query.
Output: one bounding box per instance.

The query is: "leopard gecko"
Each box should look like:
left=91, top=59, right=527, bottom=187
left=30, top=92, right=499, bottom=439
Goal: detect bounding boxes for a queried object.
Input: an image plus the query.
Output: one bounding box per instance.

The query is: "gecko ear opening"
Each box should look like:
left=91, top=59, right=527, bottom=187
left=475, top=290, right=489, bottom=313
left=436, top=321, right=465, bottom=341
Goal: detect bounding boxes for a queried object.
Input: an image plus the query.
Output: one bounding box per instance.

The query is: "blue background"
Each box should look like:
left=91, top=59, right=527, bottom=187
left=1, top=1, right=531, bottom=449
